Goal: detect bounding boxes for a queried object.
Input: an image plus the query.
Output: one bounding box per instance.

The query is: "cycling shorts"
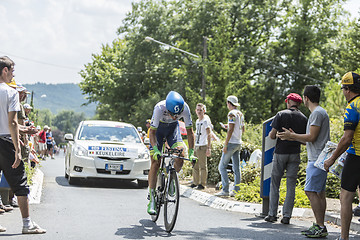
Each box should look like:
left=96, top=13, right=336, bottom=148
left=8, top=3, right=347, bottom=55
left=149, top=121, right=184, bottom=152
left=341, top=153, right=360, bottom=192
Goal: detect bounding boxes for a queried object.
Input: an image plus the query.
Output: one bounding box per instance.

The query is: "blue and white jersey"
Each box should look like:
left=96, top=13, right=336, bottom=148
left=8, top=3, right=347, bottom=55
left=150, top=100, right=193, bottom=129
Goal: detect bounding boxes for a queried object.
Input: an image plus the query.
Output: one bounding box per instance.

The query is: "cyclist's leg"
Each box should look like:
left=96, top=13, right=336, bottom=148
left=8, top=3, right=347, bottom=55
left=167, top=122, right=184, bottom=172
left=148, top=126, right=166, bottom=189
left=147, top=129, right=165, bottom=215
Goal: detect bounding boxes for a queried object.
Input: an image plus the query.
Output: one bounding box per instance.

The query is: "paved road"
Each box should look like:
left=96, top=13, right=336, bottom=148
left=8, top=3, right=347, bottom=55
left=0, top=152, right=357, bottom=239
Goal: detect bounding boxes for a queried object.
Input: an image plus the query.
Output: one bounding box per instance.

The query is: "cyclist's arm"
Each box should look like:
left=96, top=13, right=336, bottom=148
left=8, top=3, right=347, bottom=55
left=186, top=127, right=195, bottom=149
left=149, top=128, right=157, bottom=148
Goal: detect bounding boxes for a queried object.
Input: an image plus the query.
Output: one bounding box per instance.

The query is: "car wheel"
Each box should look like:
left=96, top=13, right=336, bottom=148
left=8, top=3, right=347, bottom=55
left=138, top=180, right=148, bottom=188
left=68, top=176, right=80, bottom=185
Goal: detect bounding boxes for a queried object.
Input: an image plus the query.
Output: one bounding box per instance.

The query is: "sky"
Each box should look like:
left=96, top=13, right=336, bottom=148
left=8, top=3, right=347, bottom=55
left=0, top=0, right=359, bottom=85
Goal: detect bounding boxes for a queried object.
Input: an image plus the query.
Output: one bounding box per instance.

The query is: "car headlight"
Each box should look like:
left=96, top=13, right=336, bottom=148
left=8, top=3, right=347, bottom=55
left=138, top=148, right=150, bottom=159
left=74, top=144, right=88, bottom=157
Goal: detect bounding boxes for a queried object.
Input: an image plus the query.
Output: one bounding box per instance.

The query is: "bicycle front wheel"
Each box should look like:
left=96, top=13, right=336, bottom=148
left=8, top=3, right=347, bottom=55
left=164, top=170, right=180, bottom=232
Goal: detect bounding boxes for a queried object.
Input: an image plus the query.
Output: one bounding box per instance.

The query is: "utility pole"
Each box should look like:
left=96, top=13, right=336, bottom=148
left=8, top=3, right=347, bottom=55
left=201, top=37, right=207, bottom=101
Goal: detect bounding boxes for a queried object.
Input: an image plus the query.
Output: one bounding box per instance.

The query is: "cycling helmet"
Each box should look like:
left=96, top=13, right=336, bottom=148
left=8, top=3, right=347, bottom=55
left=165, top=91, right=184, bottom=115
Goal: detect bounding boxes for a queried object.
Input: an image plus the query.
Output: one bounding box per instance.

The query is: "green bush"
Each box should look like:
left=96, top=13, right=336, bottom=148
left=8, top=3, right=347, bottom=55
left=234, top=176, right=262, bottom=203
left=24, top=162, right=37, bottom=186
left=234, top=176, right=311, bottom=208
left=279, top=179, right=310, bottom=208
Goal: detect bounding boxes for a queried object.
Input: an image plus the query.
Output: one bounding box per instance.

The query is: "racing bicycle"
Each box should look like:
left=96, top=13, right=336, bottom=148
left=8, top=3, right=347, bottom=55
left=150, top=147, right=192, bottom=233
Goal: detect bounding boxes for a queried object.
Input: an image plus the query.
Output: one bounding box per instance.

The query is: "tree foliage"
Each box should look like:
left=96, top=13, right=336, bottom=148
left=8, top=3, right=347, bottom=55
left=79, top=0, right=353, bottom=127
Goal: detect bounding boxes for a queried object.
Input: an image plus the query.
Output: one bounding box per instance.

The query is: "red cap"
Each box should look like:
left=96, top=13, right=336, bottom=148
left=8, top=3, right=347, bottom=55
left=285, top=93, right=302, bottom=103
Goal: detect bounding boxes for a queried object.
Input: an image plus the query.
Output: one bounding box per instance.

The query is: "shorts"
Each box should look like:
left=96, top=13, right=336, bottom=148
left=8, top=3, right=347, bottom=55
left=47, top=143, right=53, bottom=151
left=39, top=142, right=46, bottom=151
left=149, top=121, right=184, bottom=152
left=341, top=153, right=360, bottom=192
left=0, top=138, right=30, bottom=196
left=304, top=161, right=327, bottom=193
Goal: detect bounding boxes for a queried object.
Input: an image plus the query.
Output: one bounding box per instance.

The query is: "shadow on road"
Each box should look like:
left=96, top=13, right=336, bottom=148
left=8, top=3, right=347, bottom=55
left=55, top=176, right=146, bottom=190
left=115, top=219, right=172, bottom=239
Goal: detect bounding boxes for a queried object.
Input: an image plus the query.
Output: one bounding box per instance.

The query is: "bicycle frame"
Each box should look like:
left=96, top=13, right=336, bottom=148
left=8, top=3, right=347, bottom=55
left=151, top=147, right=189, bottom=232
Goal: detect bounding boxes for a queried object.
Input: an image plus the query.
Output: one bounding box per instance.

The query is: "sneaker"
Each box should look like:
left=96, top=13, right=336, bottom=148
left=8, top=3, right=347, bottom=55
left=0, top=224, right=6, bottom=232
left=264, top=215, right=277, bottom=223
left=51, top=157, right=55, bottom=159
left=280, top=217, right=290, bottom=224
left=0, top=204, right=13, bottom=212
left=215, top=191, right=229, bottom=196
left=353, top=206, right=360, bottom=216
left=147, top=190, right=157, bottom=215
left=10, top=197, right=19, bottom=208
left=301, top=223, right=317, bottom=235
left=147, top=199, right=157, bottom=215
left=305, top=224, right=328, bottom=238
left=190, top=184, right=197, bottom=188
left=229, top=190, right=238, bottom=197
left=22, top=222, right=46, bottom=234
left=196, top=184, right=205, bottom=190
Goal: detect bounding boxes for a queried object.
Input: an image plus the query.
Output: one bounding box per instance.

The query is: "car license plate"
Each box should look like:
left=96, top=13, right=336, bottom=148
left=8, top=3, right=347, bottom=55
left=105, top=164, right=123, bottom=171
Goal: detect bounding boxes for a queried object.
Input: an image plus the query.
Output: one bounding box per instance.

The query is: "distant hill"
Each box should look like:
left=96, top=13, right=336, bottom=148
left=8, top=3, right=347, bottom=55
left=24, top=83, right=96, bottom=117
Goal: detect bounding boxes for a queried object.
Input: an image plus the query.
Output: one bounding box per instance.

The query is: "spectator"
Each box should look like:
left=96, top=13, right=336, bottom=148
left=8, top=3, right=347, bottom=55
left=46, top=128, right=54, bottom=159
left=38, top=126, right=48, bottom=159
left=278, top=85, right=330, bottom=238
left=146, top=119, right=151, bottom=138
left=264, top=93, right=307, bottom=224
left=192, top=103, right=212, bottom=190
left=324, top=72, right=360, bottom=240
left=0, top=56, right=46, bottom=234
left=353, top=188, right=360, bottom=217
left=216, top=95, right=245, bottom=197
left=23, top=103, right=32, bottom=119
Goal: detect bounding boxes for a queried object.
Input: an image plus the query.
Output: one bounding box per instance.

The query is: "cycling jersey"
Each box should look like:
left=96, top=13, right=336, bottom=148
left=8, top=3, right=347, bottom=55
left=149, top=100, right=193, bottom=151
left=344, top=95, right=360, bottom=156
left=150, top=100, right=193, bottom=129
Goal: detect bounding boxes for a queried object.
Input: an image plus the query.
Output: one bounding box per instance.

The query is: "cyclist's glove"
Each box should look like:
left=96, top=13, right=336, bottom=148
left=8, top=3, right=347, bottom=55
left=151, top=145, right=161, bottom=161
left=188, top=148, right=197, bottom=167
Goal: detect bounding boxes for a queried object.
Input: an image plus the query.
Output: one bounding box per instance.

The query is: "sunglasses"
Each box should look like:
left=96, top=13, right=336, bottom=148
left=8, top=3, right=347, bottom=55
left=341, top=86, right=349, bottom=90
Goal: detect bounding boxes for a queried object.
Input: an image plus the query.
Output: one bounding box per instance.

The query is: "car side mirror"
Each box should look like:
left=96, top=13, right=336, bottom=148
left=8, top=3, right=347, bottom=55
left=64, top=133, right=74, bottom=141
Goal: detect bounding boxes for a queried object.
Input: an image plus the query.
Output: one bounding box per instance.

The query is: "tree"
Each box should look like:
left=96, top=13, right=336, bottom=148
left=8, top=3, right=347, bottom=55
left=79, top=0, right=350, bottom=125
left=52, top=110, right=86, bottom=134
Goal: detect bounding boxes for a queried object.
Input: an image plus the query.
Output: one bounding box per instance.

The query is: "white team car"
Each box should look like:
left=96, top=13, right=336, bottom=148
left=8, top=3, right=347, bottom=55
left=64, top=120, right=150, bottom=186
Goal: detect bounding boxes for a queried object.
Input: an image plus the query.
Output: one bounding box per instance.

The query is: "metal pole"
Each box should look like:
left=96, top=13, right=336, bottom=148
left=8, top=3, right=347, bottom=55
left=201, top=37, right=207, bottom=101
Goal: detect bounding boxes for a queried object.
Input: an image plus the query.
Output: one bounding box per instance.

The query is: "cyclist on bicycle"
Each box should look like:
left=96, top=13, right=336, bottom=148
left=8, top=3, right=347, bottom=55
left=147, top=91, right=197, bottom=215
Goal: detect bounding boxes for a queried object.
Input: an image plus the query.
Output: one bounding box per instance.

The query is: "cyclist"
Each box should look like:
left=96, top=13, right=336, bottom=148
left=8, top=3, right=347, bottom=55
left=147, top=91, right=197, bottom=215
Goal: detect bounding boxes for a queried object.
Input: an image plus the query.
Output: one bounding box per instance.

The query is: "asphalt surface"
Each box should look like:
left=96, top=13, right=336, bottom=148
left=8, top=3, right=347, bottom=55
left=0, top=152, right=359, bottom=239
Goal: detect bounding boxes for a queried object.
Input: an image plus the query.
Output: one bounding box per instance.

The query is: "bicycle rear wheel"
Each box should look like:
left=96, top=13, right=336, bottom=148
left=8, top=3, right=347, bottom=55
left=164, top=170, right=180, bottom=232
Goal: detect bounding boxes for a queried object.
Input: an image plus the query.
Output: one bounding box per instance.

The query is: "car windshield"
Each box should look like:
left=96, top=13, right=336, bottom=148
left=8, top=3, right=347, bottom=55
left=78, top=124, right=141, bottom=143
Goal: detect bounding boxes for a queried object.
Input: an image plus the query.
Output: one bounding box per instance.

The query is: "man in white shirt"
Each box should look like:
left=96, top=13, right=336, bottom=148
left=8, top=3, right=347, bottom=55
left=0, top=56, right=46, bottom=234
left=192, top=103, right=212, bottom=190
left=216, top=95, right=245, bottom=197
